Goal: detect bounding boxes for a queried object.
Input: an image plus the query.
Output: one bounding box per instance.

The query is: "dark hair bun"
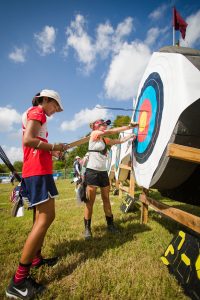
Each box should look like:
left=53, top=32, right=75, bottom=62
left=89, top=122, right=94, bottom=129
left=32, top=92, right=40, bottom=106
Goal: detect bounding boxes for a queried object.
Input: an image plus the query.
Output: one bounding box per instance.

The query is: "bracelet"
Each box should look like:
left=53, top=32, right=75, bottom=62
left=36, top=140, right=43, bottom=149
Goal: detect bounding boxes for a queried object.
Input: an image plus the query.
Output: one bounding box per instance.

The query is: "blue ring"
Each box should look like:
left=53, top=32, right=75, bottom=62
left=133, top=72, right=164, bottom=163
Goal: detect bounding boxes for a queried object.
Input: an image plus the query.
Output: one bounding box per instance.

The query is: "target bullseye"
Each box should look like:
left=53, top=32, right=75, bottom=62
left=138, top=99, right=152, bottom=143
left=133, top=72, right=164, bottom=163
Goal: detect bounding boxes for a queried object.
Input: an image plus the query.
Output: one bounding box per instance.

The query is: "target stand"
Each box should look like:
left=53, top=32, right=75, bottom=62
left=116, top=162, right=138, bottom=213
left=139, top=143, right=200, bottom=235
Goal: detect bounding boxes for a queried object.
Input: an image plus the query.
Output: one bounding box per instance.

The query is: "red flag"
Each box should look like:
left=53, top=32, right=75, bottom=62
left=173, top=7, right=188, bottom=40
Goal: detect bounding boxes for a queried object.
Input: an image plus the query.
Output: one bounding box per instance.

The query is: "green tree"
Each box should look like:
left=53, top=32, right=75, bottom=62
left=113, top=115, right=131, bottom=127
left=13, top=161, right=23, bottom=172
left=110, top=115, right=131, bottom=139
left=65, top=142, right=89, bottom=168
left=53, top=160, right=65, bottom=171
left=0, top=164, right=9, bottom=173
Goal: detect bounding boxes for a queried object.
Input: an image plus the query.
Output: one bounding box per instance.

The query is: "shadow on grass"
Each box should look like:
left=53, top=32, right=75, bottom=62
left=149, top=190, right=200, bottom=215
left=48, top=215, right=151, bottom=282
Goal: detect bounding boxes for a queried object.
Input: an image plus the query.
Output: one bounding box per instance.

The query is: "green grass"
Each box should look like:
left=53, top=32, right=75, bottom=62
left=1, top=179, right=197, bottom=299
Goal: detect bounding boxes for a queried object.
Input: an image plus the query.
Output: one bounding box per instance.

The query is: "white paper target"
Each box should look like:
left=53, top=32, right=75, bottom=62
left=132, top=48, right=200, bottom=189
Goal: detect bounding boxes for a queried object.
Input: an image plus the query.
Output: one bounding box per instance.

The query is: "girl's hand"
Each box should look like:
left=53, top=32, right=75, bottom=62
left=52, top=151, right=61, bottom=158
left=129, top=122, right=139, bottom=128
left=52, top=143, right=69, bottom=152
left=51, top=143, right=69, bottom=160
left=130, top=133, right=137, bottom=141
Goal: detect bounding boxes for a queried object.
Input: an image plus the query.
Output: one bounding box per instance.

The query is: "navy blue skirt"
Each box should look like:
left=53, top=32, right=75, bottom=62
left=21, top=174, right=58, bottom=207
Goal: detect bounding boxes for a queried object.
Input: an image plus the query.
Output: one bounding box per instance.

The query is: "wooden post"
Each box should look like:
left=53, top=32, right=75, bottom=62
left=140, top=193, right=200, bottom=234
left=167, top=143, right=200, bottom=163
left=119, top=182, right=123, bottom=199
left=129, top=170, right=135, bottom=198
left=140, top=188, right=149, bottom=224
left=130, top=143, right=200, bottom=232
left=109, top=179, right=113, bottom=191
left=115, top=179, right=120, bottom=190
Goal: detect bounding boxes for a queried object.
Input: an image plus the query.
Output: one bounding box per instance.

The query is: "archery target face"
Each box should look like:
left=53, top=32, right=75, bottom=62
left=132, top=51, right=200, bottom=188
left=133, top=72, right=164, bottom=163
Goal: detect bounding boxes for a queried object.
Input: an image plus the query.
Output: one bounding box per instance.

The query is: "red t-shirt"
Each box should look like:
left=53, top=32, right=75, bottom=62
left=22, top=106, right=53, bottom=177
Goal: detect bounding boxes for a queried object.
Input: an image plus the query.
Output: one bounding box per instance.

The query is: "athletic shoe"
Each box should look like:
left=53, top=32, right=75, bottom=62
left=6, top=276, right=45, bottom=299
left=32, top=256, right=58, bottom=269
left=84, top=227, right=92, bottom=240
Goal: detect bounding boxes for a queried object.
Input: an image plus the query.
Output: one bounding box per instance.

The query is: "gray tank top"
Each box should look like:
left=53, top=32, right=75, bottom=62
left=87, top=139, right=107, bottom=171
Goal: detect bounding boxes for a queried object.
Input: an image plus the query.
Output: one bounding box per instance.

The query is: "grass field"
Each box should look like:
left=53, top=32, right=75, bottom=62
left=0, top=179, right=199, bottom=299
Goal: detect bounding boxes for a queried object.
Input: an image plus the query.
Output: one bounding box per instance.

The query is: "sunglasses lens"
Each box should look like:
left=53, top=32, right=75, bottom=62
left=106, top=120, right=111, bottom=125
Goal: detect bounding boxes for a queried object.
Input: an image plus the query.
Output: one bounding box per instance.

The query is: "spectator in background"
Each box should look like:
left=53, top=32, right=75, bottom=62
left=81, top=152, right=89, bottom=178
left=73, top=156, right=82, bottom=189
left=10, top=172, right=15, bottom=186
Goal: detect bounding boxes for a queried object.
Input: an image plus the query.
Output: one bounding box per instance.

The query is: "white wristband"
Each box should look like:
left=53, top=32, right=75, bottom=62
left=36, top=140, right=43, bottom=149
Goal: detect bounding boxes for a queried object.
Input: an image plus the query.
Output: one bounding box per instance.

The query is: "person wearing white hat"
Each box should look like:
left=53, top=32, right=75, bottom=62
left=6, top=89, right=69, bottom=299
left=35, top=89, right=64, bottom=112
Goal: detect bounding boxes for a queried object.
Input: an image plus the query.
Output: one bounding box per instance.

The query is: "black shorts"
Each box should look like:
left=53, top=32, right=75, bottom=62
left=85, top=168, right=110, bottom=188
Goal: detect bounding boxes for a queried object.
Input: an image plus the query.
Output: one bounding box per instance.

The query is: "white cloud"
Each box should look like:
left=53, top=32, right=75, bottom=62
left=8, top=128, right=22, bottom=140
left=181, top=10, right=200, bottom=48
left=34, top=25, right=57, bottom=55
left=112, top=17, right=133, bottom=53
left=145, top=26, right=168, bottom=46
left=65, top=14, right=172, bottom=101
left=104, top=42, right=151, bottom=100
left=145, top=28, right=161, bottom=46
left=9, top=46, right=27, bottom=63
left=66, top=14, right=95, bottom=73
left=0, top=107, right=21, bottom=132
left=60, top=106, right=110, bottom=131
left=65, top=15, right=134, bottom=73
left=95, top=22, right=114, bottom=58
left=1, top=145, right=23, bottom=163
left=149, top=4, right=168, bottom=21
left=65, top=15, right=155, bottom=101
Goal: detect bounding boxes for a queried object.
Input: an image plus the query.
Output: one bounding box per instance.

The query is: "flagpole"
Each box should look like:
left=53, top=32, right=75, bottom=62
left=173, top=7, right=175, bottom=46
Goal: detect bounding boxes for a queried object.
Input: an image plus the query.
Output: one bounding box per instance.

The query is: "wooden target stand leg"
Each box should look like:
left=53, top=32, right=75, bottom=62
left=117, top=163, right=137, bottom=212
left=139, top=143, right=200, bottom=234
left=118, top=163, right=133, bottom=197
left=140, top=188, right=149, bottom=224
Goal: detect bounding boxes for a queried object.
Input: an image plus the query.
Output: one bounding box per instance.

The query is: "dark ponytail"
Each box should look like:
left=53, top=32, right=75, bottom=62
left=32, top=92, right=43, bottom=106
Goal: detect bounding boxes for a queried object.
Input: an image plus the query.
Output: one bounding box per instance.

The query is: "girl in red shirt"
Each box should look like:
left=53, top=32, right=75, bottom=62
left=6, top=89, right=69, bottom=299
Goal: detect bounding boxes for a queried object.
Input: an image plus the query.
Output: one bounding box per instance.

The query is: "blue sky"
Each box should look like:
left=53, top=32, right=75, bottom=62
left=0, top=0, right=200, bottom=162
